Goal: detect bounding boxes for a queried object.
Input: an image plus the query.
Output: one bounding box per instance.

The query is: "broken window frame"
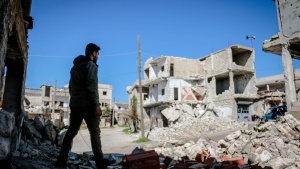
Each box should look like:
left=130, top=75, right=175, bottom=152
left=161, top=89, right=165, bottom=95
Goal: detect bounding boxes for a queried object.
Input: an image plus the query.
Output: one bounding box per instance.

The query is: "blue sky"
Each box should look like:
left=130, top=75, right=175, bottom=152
left=26, top=0, right=300, bottom=102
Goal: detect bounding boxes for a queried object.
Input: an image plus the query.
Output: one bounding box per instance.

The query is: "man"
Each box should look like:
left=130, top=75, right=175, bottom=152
left=55, top=43, right=114, bottom=169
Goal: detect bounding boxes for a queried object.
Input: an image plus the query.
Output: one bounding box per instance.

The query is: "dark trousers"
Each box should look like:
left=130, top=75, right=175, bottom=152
left=58, top=106, right=103, bottom=163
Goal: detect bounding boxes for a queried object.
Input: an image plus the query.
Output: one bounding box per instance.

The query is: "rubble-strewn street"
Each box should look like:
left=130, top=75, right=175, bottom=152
left=2, top=106, right=300, bottom=168
left=2, top=0, right=300, bottom=168
left=143, top=114, right=300, bottom=168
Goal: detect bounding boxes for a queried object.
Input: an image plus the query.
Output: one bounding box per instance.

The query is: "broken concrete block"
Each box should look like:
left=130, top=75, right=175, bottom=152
left=268, top=157, right=295, bottom=169
left=181, top=104, right=194, bottom=117
left=33, top=116, right=44, bottom=132
left=23, top=120, right=42, bottom=139
left=0, top=110, right=15, bottom=137
left=259, top=150, right=273, bottom=162
left=44, top=122, right=57, bottom=143
left=163, top=142, right=173, bottom=148
left=224, top=130, right=242, bottom=141
left=161, top=108, right=179, bottom=122
left=247, top=153, right=260, bottom=164
left=0, top=136, right=11, bottom=160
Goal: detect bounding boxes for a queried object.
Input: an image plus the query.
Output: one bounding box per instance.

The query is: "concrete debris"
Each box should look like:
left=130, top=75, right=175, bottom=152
left=144, top=114, right=300, bottom=168
left=0, top=110, right=15, bottom=160
left=148, top=116, right=247, bottom=142
left=0, top=110, right=15, bottom=138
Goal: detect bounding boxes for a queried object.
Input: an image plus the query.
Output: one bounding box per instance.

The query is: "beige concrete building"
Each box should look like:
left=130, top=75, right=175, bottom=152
left=201, top=45, right=257, bottom=122
left=128, top=45, right=258, bottom=127
left=25, top=83, right=112, bottom=126
left=255, top=69, right=300, bottom=117
left=98, top=83, right=113, bottom=109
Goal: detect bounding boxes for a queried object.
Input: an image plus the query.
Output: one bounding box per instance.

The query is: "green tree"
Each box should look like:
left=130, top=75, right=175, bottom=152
left=102, top=104, right=111, bottom=117
left=130, top=96, right=138, bottom=133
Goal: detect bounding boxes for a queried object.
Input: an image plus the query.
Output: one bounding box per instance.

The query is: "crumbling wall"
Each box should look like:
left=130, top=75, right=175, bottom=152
left=234, top=74, right=254, bottom=94
left=216, top=76, right=230, bottom=95
left=0, top=0, right=31, bottom=114
left=204, top=50, right=229, bottom=77
left=157, top=80, right=167, bottom=101
left=277, top=0, right=300, bottom=38
left=169, top=57, right=204, bottom=78
left=155, top=57, right=168, bottom=78
left=231, top=49, right=254, bottom=69
left=0, top=0, right=32, bottom=159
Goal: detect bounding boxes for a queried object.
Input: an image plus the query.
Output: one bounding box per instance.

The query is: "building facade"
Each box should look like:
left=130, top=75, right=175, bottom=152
left=127, top=45, right=258, bottom=128
left=202, top=45, right=257, bottom=122
left=25, top=83, right=113, bottom=126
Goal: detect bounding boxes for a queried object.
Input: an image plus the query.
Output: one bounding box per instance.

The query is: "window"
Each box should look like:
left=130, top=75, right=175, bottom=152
left=45, top=86, right=50, bottom=97
left=174, top=87, right=178, bottom=100
left=170, top=64, right=174, bottom=76
left=144, top=94, right=148, bottom=100
left=161, top=66, right=164, bottom=71
left=103, top=91, right=107, bottom=95
left=161, top=89, right=165, bottom=95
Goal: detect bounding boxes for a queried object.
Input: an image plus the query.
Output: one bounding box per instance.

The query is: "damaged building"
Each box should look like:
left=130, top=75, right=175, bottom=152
left=24, top=83, right=113, bottom=126
left=201, top=45, right=257, bottom=122
left=0, top=0, right=33, bottom=162
left=24, top=85, right=70, bottom=126
left=255, top=69, right=300, bottom=118
left=127, top=45, right=258, bottom=128
left=143, top=56, right=205, bottom=128
left=262, top=0, right=300, bottom=118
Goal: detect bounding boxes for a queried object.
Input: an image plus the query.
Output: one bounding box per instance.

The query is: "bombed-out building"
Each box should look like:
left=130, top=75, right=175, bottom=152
left=201, top=45, right=257, bottom=122
left=127, top=45, right=258, bottom=128
left=142, top=56, right=205, bottom=127
left=262, top=0, right=300, bottom=116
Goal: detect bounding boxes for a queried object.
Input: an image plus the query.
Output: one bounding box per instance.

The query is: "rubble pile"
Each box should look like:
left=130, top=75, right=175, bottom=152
left=161, top=103, right=213, bottom=123
left=0, top=109, right=67, bottom=168
left=216, top=114, right=300, bottom=168
left=148, top=116, right=248, bottom=142
left=0, top=110, right=15, bottom=160
left=144, top=114, right=300, bottom=168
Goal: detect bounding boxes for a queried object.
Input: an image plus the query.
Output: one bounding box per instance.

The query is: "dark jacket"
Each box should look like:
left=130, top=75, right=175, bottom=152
left=69, top=55, right=100, bottom=107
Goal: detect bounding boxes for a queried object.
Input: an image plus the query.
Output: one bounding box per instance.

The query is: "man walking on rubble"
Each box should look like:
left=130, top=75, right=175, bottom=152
left=55, top=43, right=114, bottom=169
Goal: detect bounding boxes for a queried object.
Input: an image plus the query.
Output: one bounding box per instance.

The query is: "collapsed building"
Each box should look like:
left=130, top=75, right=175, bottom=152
left=127, top=45, right=258, bottom=129
left=142, top=56, right=205, bottom=128
left=255, top=69, right=300, bottom=117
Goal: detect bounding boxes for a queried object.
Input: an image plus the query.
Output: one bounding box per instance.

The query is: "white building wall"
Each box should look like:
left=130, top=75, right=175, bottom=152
left=149, top=66, right=157, bottom=81
left=158, top=81, right=167, bottom=101
left=168, top=78, right=192, bottom=101
left=149, top=85, right=158, bottom=104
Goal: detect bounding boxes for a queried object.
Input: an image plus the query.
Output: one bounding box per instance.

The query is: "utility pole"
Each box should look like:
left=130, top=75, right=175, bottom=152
left=52, top=80, right=57, bottom=123
left=138, top=35, right=145, bottom=138
left=111, top=97, right=115, bottom=127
